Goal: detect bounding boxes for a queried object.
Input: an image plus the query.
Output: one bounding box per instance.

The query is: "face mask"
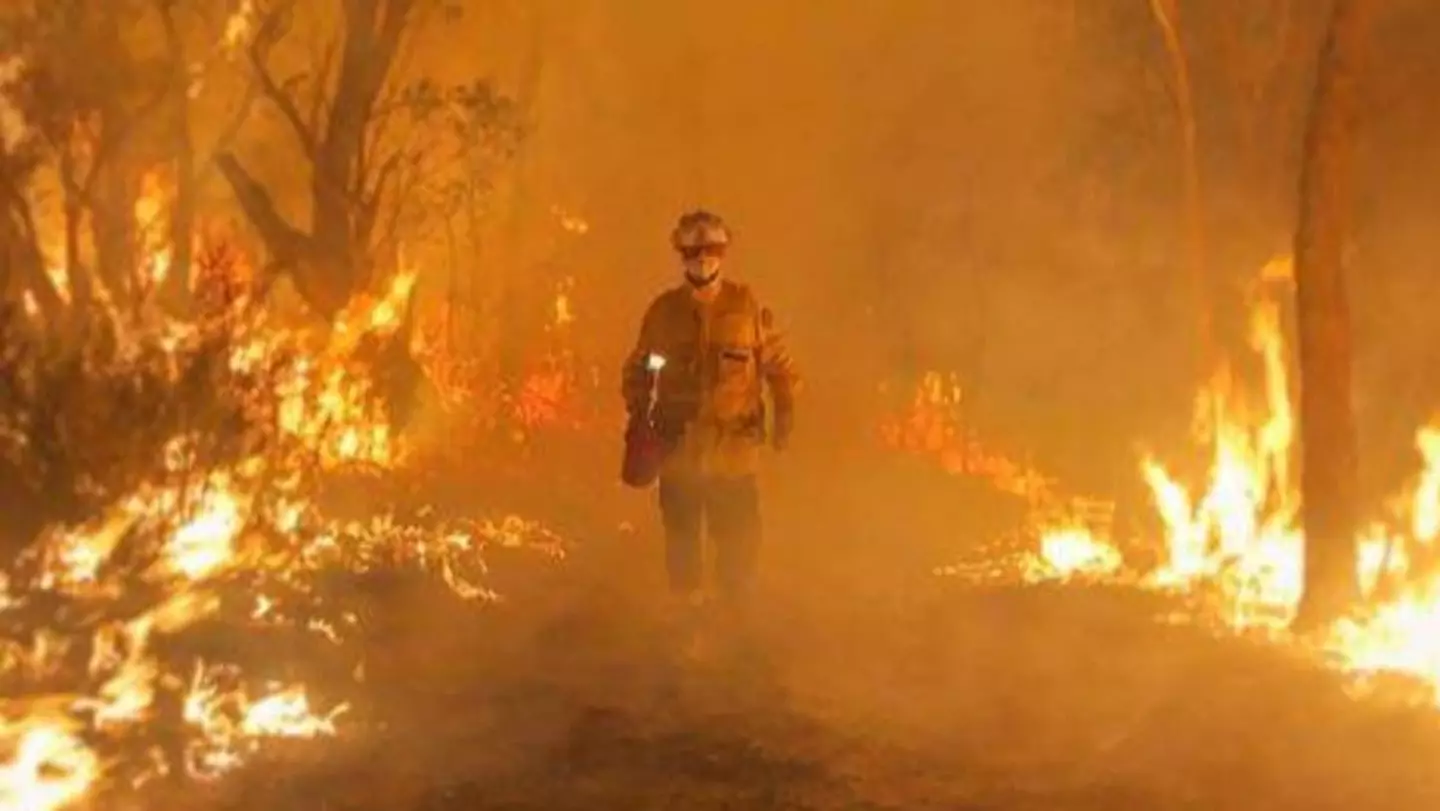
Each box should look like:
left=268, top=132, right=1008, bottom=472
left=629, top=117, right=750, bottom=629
left=683, top=255, right=722, bottom=287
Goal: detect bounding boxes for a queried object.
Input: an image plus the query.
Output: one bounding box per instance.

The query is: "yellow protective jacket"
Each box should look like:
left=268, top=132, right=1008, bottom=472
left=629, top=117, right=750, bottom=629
left=621, top=279, right=798, bottom=478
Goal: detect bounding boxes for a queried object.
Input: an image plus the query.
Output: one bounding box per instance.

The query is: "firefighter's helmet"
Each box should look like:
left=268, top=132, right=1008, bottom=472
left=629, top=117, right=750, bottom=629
left=671, top=209, right=731, bottom=252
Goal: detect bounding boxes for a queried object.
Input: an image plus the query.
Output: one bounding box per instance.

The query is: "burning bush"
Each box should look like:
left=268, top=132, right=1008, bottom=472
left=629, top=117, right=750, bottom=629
left=881, top=370, right=1124, bottom=584
left=0, top=245, right=564, bottom=810
left=0, top=3, right=562, bottom=803
left=409, top=279, right=607, bottom=466
left=879, top=371, right=1059, bottom=503
left=0, top=248, right=260, bottom=543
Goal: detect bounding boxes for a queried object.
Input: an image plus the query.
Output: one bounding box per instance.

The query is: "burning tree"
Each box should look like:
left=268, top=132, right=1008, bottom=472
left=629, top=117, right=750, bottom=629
left=211, top=0, right=522, bottom=430
left=0, top=2, right=327, bottom=535
left=0, top=250, right=564, bottom=807
left=0, top=0, right=266, bottom=320
left=0, top=2, right=161, bottom=318
left=1291, top=0, right=1375, bottom=630
left=214, top=0, right=520, bottom=319
left=0, top=0, right=528, bottom=536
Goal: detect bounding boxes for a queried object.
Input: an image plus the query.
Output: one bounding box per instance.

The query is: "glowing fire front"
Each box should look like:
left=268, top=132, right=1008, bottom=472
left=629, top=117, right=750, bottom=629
left=0, top=256, right=566, bottom=810
left=986, top=260, right=1440, bottom=706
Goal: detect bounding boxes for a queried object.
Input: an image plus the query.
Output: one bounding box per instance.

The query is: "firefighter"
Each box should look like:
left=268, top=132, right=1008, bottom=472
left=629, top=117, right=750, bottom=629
left=621, top=210, right=799, bottom=627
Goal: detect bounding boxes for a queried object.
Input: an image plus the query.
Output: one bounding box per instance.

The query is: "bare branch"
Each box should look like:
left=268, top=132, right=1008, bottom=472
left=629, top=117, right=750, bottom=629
left=366, top=149, right=404, bottom=209
left=247, top=1, right=317, bottom=159
left=0, top=172, right=62, bottom=314
left=377, top=0, right=425, bottom=120
left=376, top=159, right=422, bottom=253
left=356, top=80, right=432, bottom=201
left=213, top=152, right=311, bottom=269
left=307, top=34, right=342, bottom=135
left=310, top=0, right=415, bottom=254
left=195, top=83, right=261, bottom=182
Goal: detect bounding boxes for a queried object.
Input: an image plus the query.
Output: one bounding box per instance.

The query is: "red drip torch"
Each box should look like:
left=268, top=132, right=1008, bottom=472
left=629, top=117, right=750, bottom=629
left=620, top=353, right=668, bottom=488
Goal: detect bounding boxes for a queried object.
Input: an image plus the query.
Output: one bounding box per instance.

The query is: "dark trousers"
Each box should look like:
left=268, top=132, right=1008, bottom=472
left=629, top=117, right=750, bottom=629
left=658, top=474, right=761, bottom=599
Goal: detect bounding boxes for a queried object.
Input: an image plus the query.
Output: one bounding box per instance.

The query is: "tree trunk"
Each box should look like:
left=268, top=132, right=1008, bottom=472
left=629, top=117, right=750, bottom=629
left=159, top=0, right=195, bottom=310
left=493, top=2, right=547, bottom=414
left=0, top=209, right=16, bottom=296
left=59, top=155, right=91, bottom=313
left=165, top=120, right=196, bottom=308
left=213, top=153, right=349, bottom=318
left=92, top=161, right=140, bottom=308
left=220, top=0, right=415, bottom=320
left=1147, top=0, right=1213, bottom=371
left=89, top=10, right=141, bottom=310
left=312, top=0, right=413, bottom=290
left=1291, top=0, right=1373, bottom=631
left=0, top=180, right=62, bottom=319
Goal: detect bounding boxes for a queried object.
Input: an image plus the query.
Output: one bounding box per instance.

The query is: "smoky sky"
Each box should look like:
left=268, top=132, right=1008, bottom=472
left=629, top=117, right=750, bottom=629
left=327, top=0, right=1440, bottom=503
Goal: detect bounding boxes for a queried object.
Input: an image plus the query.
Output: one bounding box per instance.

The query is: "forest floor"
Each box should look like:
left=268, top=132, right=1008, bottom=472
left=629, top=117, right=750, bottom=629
left=142, top=430, right=1440, bottom=811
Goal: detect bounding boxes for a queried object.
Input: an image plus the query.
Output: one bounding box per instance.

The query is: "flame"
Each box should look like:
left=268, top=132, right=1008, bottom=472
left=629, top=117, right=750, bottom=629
left=918, top=255, right=1440, bottom=708
left=1133, top=284, right=1309, bottom=629
left=222, top=0, right=257, bottom=56
left=880, top=371, right=1056, bottom=502
left=512, top=365, right=577, bottom=430
left=134, top=172, right=173, bottom=290
left=43, top=260, right=71, bottom=306
left=160, top=481, right=246, bottom=581
left=361, top=271, right=417, bottom=335
left=0, top=426, right=563, bottom=803
left=1026, top=525, right=1123, bottom=582
left=0, top=439, right=559, bottom=808
left=514, top=279, right=585, bottom=431
left=0, top=718, right=98, bottom=811
left=410, top=274, right=597, bottom=448
left=885, top=372, right=1125, bottom=586
left=1052, top=256, right=1440, bottom=703
left=1412, top=427, right=1440, bottom=545
left=0, top=24, right=583, bottom=802
left=1327, top=578, right=1440, bottom=691
left=183, top=665, right=345, bottom=780
left=0, top=228, right=570, bottom=808
left=265, top=270, right=421, bottom=468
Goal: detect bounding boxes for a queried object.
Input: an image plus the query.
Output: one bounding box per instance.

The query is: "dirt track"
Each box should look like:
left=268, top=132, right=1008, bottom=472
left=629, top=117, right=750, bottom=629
left=195, top=440, right=1440, bottom=810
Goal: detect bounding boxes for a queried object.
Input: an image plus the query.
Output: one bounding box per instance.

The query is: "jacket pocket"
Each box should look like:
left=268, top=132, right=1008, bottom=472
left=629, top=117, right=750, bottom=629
left=712, top=345, right=758, bottom=422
